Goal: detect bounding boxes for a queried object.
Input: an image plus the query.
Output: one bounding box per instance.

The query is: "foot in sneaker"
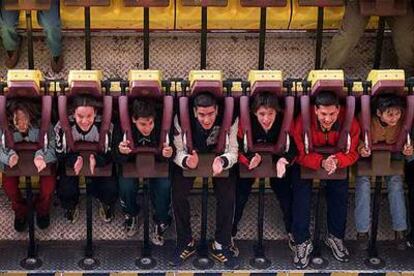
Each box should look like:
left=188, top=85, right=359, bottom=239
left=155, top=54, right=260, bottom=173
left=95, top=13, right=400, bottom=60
left=324, top=233, right=350, bottom=262
left=36, top=214, right=50, bottom=230
left=99, top=202, right=114, bottom=223
left=14, top=216, right=27, bottom=232
left=293, top=239, right=313, bottom=269
left=124, top=214, right=138, bottom=237
left=395, top=231, right=407, bottom=250
left=169, top=240, right=197, bottom=267
left=210, top=241, right=240, bottom=269
left=152, top=222, right=170, bottom=246
left=229, top=237, right=239, bottom=257
left=288, top=232, right=295, bottom=252
left=407, top=237, right=414, bottom=248
left=356, top=232, right=369, bottom=251
left=65, top=206, right=79, bottom=224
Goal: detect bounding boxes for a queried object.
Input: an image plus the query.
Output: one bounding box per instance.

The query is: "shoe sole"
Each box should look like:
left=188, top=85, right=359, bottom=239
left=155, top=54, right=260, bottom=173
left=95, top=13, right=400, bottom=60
left=168, top=249, right=196, bottom=267
left=210, top=252, right=239, bottom=269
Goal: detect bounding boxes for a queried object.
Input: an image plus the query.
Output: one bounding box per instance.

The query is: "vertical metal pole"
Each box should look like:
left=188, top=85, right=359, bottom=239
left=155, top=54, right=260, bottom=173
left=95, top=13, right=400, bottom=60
left=312, top=181, right=323, bottom=256
left=21, top=175, right=42, bottom=269
left=136, top=176, right=156, bottom=269
left=143, top=7, right=150, bottom=69
left=250, top=177, right=270, bottom=269
left=257, top=178, right=265, bottom=251
left=25, top=11, right=34, bottom=69
left=193, top=176, right=213, bottom=269
left=368, top=176, right=382, bottom=258
left=315, top=7, right=324, bottom=70
left=84, top=7, right=92, bottom=70
left=200, top=6, right=208, bottom=70
left=85, top=178, right=93, bottom=258
left=142, top=178, right=151, bottom=256
left=200, top=177, right=209, bottom=254
left=26, top=177, right=36, bottom=258
left=258, top=7, right=267, bottom=70
left=373, top=17, right=386, bottom=69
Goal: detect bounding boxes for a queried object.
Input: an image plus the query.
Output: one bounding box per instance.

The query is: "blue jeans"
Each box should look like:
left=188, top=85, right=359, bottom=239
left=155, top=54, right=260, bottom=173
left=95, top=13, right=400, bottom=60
left=0, top=0, right=62, bottom=56
left=355, top=175, right=407, bottom=232
left=119, top=176, right=172, bottom=224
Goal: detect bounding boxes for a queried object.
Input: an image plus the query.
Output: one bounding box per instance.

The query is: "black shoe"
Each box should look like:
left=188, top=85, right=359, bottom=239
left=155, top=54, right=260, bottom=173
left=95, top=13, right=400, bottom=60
left=169, top=240, right=197, bottom=267
left=36, top=214, right=50, bottom=230
left=99, top=202, right=114, bottom=223
left=14, top=216, right=27, bottom=232
left=210, top=241, right=240, bottom=269
left=395, top=231, right=407, bottom=250
left=65, top=207, right=79, bottom=224
left=356, top=232, right=369, bottom=251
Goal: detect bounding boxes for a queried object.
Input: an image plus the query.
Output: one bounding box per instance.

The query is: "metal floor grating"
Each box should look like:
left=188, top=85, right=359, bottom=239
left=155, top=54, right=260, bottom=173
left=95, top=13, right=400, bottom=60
left=0, top=32, right=397, bottom=80
left=0, top=190, right=405, bottom=241
left=0, top=240, right=413, bottom=272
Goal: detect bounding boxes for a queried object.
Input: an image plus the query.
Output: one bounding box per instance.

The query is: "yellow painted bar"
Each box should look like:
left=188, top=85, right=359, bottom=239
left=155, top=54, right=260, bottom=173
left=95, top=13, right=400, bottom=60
left=176, top=0, right=291, bottom=30
left=16, top=0, right=384, bottom=30
left=19, top=0, right=174, bottom=30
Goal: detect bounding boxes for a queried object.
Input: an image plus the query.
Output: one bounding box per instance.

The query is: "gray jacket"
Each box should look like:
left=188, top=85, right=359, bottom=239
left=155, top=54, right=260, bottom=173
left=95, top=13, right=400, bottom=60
left=0, top=126, right=57, bottom=171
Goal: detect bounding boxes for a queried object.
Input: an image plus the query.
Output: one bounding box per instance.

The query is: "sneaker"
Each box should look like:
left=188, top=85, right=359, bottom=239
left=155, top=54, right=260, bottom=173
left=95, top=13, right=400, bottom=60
left=124, top=214, right=138, bottom=237
left=288, top=232, right=295, bottom=252
left=210, top=241, right=240, bottom=269
left=356, top=232, right=369, bottom=251
left=324, top=233, right=350, bottom=262
left=407, top=236, right=414, bottom=248
left=99, top=202, right=114, bottom=223
left=14, top=216, right=27, bottom=232
left=152, top=222, right=170, bottom=246
left=293, top=239, right=313, bottom=269
left=65, top=207, right=79, bottom=224
left=36, top=214, right=50, bottom=230
left=229, top=237, right=239, bottom=257
left=395, top=231, right=407, bottom=250
left=169, top=240, right=197, bottom=267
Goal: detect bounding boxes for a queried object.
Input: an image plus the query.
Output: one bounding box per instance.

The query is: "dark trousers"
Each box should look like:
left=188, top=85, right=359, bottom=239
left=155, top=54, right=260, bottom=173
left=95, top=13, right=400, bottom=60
left=233, top=168, right=293, bottom=236
left=172, top=165, right=236, bottom=248
left=57, top=167, right=118, bottom=210
left=119, top=176, right=172, bottom=224
left=291, top=164, right=349, bottom=244
left=405, top=161, right=414, bottom=239
left=2, top=175, right=56, bottom=218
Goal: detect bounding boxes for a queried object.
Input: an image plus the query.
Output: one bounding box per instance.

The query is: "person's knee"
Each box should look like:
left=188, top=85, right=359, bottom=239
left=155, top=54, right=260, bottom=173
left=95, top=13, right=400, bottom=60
left=388, top=178, right=404, bottom=193
left=356, top=177, right=371, bottom=193
left=119, top=178, right=138, bottom=195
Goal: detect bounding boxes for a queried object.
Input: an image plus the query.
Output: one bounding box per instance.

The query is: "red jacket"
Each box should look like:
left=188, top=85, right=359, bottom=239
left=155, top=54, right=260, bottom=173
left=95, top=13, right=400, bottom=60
left=292, top=108, right=360, bottom=170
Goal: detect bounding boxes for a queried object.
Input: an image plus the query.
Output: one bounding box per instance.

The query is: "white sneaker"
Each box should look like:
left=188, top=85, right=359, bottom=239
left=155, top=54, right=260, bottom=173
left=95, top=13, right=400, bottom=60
left=124, top=214, right=138, bottom=237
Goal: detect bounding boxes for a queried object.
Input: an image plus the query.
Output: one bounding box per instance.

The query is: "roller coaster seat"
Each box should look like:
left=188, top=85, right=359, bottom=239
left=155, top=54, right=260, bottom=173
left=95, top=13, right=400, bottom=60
left=179, top=70, right=234, bottom=177
left=58, top=70, right=112, bottom=177
left=357, top=70, right=414, bottom=176
left=118, top=70, right=173, bottom=178
left=0, top=70, right=54, bottom=176
left=239, top=70, right=294, bottom=178
left=300, top=70, right=354, bottom=180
